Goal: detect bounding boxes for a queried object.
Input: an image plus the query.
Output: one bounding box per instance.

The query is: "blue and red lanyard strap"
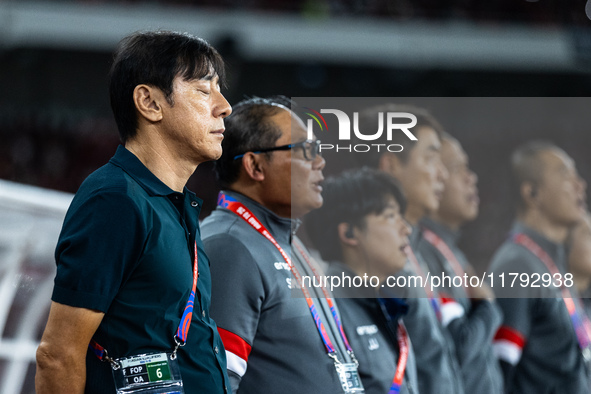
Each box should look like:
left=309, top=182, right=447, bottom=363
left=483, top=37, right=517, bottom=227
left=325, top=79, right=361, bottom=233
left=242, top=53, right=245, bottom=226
left=177, top=241, right=199, bottom=344
left=292, top=237, right=354, bottom=355
left=389, top=322, right=410, bottom=394
left=218, top=191, right=353, bottom=359
left=512, top=232, right=591, bottom=350
left=90, top=241, right=199, bottom=363
left=405, top=245, right=441, bottom=321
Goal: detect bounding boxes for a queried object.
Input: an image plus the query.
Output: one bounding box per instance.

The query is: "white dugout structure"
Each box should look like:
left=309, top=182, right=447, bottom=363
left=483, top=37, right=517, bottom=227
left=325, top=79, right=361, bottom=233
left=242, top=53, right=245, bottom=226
left=0, top=180, right=73, bottom=394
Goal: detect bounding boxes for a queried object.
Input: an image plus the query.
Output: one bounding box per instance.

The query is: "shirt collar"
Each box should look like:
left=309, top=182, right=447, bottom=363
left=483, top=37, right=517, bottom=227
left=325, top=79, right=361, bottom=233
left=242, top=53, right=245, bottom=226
left=220, top=190, right=293, bottom=244
left=378, top=297, right=409, bottom=321
left=420, top=217, right=461, bottom=245
left=109, top=145, right=197, bottom=200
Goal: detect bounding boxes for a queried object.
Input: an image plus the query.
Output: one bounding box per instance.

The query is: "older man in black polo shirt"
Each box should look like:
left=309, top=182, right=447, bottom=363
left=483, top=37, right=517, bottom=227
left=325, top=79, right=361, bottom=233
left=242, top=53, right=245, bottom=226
left=35, top=31, right=232, bottom=393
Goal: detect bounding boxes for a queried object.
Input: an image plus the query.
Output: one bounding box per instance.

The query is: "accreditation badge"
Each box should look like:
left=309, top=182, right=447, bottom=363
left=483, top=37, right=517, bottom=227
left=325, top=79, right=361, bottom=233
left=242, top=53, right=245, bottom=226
left=335, top=362, right=364, bottom=393
left=111, top=352, right=184, bottom=394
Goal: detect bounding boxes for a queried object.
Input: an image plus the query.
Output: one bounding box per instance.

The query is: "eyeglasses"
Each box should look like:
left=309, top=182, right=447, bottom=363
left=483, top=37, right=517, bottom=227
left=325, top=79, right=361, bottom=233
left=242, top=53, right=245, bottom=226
left=233, top=139, right=322, bottom=161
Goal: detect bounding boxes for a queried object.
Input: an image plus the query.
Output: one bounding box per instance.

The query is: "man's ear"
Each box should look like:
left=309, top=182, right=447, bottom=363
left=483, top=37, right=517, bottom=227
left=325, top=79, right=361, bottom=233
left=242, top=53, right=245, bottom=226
left=241, top=152, right=266, bottom=182
left=337, top=223, right=359, bottom=246
left=378, top=153, right=403, bottom=178
left=521, top=182, right=538, bottom=208
left=133, top=84, right=164, bottom=123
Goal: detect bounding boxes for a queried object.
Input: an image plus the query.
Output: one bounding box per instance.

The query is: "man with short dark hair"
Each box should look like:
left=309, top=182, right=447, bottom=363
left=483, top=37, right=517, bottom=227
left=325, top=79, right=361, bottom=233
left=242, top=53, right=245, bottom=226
left=418, top=133, right=504, bottom=394
left=490, top=141, right=589, bottom=394
left=356, top=104, right=464, bottom=394
left=307, top=167, right=418, bottom=394
left=203, top=96, right=364, bottom=394
left=36, top=30, right=232, bottom=393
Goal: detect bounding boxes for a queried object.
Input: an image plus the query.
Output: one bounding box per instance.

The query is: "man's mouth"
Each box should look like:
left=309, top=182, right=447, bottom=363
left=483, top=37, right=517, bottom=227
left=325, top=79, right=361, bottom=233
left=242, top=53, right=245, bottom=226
left=312, top=180, right=323, bottom=192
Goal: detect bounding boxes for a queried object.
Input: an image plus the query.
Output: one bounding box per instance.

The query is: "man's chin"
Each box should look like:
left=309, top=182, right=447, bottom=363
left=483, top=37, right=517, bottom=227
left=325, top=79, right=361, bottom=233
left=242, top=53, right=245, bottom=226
left=205, top=147, right=223, bottom=162
left=392, top=257, right=406, bottom=273
left=427, top=200, right=441, bottom=215
left=559, top=213, right=584, bottom=229
left=213, top=145, right=223, bottom=160
left=465, top=208, right=479, bottom=222
left=314, top=195, right=323, bottom=208
left=294, top=199, right=323, bottom=218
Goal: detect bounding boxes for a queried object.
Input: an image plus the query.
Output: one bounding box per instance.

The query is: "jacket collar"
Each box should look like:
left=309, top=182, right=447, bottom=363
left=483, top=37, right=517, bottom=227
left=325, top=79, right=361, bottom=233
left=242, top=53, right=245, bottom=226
left=511, top=221, right=566, bottom=268
left=219, top=190, right=294, bottom=245
left=420, top=217, right=461, bottom=246
left=409, top=225, right=422, bottom=251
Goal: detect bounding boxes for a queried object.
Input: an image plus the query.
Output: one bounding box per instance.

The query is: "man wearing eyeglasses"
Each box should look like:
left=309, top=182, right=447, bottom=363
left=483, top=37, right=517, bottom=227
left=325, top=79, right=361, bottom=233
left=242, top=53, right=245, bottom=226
left=202, top=96, right=364, bottom=393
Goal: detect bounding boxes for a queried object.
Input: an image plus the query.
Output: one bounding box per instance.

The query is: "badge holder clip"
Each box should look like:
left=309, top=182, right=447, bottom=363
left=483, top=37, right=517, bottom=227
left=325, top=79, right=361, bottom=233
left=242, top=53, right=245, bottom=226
left=329, top=352, right=364, bottom=393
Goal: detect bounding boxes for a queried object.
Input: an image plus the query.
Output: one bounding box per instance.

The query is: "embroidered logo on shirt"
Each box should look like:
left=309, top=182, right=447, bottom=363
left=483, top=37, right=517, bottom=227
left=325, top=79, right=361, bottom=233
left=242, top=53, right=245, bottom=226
left=274, top=262, right=290, bottom=271
left=368, top=338, right=380, bottom=351
left=356, top=324, right=378, bottom=336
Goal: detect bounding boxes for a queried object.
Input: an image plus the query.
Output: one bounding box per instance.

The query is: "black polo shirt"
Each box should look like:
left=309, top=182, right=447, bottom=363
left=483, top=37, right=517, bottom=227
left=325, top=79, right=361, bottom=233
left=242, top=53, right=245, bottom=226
left=53, top=145, right=229, bottom=393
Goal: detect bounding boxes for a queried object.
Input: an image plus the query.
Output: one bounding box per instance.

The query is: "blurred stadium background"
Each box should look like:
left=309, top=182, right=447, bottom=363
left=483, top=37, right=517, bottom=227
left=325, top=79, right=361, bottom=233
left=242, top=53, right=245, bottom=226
left=2, top=1, right=591, bottom=392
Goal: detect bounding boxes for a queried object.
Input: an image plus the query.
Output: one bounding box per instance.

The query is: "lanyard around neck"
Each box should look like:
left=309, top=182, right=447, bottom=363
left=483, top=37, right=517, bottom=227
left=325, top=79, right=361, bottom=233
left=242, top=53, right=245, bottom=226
left=292, top=237, right=354, bottom=354
left=389, top=322, right=409, bottom=394
left=512, top=232, right=591, bottom=350
left=218, top=191, right=353, bottom=358
left=405, top=246, right=441, bottom=320
left=176, top=241, right=199, bottom=344
left=422, top=227, right=467, bottom=286
left=90, top=241, right=199, bottom=365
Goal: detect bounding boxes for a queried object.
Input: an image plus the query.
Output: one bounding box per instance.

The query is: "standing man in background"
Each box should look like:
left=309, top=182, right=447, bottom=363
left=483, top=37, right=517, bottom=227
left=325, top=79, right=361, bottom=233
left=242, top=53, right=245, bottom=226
left=489, top=141, right=589, bottom=394
left=418, top=132, right=503, bottom=393
left=203, top=96, right=364, bottom=394
left=36, top=30, right=233, bottom=393
left=356, top=104, right=464, bottom=394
